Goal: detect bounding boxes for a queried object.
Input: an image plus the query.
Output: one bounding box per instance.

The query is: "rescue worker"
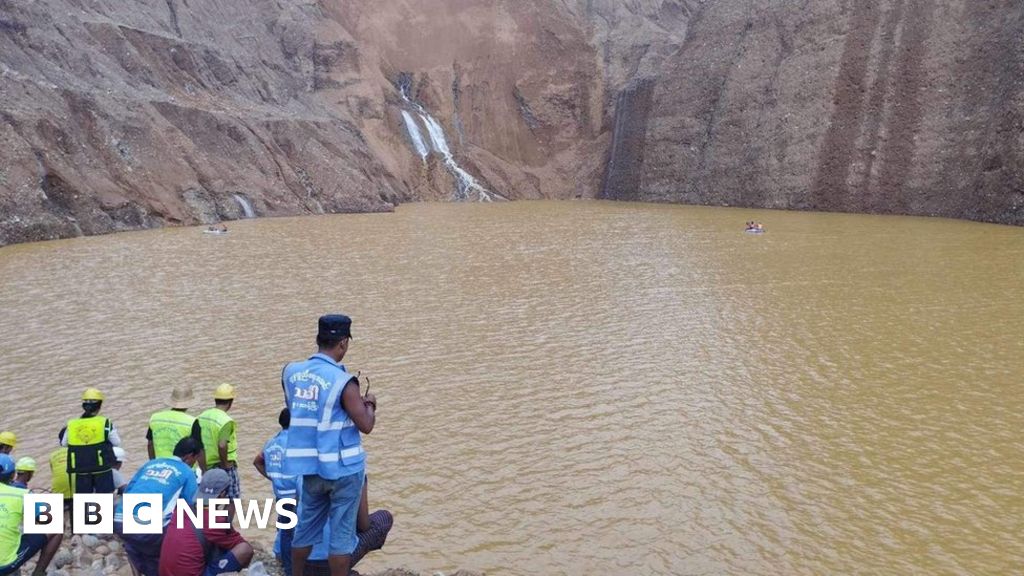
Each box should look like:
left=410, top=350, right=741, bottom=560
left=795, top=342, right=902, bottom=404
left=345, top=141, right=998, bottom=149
left=112, top=447, right=128, bottom=494
left=253, top=408, right=297, bottom=575
left=60, top=388, right=121, bottom=494
left=284, top=314, right=377, bottom=576
left=198, top=384, right=239, bottom=499
left=0, top=432, right=14, bottom=455
left=114, top=438, right=202, bottom=576
left=48, top=432, right=73, bottom=509
left=10, top=459, right=34, bottom=489
left=146, top=385, right=205, bottom=470
left=0, top=455, right=63, bottom=576
left=157, top=469, right=253, bottom=576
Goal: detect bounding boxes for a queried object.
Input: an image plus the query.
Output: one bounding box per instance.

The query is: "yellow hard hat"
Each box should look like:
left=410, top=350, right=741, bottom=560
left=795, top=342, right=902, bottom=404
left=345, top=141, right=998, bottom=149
left=213, top=383, right=236, bottom=400
left=0, top=431, right=16, bottom=447
left=82, top=388, right=105, bottom=402
left=15, top=457, right=36, bottom=472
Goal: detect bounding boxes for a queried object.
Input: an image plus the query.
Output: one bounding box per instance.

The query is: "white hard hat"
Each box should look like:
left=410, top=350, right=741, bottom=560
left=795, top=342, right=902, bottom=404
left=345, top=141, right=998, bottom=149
left=113, top=447, right=126, bottom=463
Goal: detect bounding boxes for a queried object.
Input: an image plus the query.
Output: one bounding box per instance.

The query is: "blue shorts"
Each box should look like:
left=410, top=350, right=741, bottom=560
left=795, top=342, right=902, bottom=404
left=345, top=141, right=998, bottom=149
left=292, top=472, right=364, bottom=555
left=0, top=533, right=46, bottom=576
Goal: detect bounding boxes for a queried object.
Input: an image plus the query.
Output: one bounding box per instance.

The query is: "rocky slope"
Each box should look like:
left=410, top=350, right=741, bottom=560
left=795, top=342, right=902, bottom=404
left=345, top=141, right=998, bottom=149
left=1, top=0, right=1021, bottom=245
left=603, top=0, right=1024, bottom=226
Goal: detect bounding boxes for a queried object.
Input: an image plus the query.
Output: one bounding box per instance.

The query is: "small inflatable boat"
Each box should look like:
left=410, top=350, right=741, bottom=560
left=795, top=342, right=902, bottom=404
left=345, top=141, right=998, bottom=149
left=203, top=229, right=229, bottom=235
left=744, top=228, right=765, bottom=234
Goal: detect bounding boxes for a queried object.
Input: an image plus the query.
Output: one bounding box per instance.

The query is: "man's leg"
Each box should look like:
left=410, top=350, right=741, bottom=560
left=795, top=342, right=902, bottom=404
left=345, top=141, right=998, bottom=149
left=0, top=533, right=56, bottom=576
left=350, top=510, right=393, bottom=568
left=92, top=470, right=115, bottom=494
left=203, top=542, right=253, bottom=576
left=291, top=476, right=329, bottom=576
left=278, top=501, right=296, bottom=576
left=74, top=472, right=93, bottom=494
left=34, top=533, right=64, bottom=575
left=325, top=471, right=364, bottom=576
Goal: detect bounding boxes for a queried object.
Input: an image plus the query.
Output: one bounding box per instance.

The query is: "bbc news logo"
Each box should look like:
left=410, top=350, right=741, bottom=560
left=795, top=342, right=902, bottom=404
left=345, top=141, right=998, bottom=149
left=23, top=494, right=298, bottom=534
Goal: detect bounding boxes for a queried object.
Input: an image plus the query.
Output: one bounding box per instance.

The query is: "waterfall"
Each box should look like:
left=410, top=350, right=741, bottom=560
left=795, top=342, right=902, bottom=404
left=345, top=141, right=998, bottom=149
left=233, top=194, right=255, bottom=218
left=401, top=110, right=430, bottom=160
left=398, top=80, right=498, bottom=201
left=419, top=114, right=495, bottom=201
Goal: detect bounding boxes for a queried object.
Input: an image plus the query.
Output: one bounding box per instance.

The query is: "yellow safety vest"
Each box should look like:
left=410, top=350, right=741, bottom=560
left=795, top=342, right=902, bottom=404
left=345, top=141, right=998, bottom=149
left=0, top=483, right=26, bottom=566
left=66, top=415, right=114, bottom=473
left=198, top=408, right=237, bottom=467
left=49, top=448, right=73, bottom=499
left=149, top=409, right=196, bottom=458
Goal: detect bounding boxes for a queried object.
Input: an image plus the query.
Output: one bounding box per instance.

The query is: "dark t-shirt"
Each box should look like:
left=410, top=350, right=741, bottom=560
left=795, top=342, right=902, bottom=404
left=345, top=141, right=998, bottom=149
left=158, top=505, right=245, bottom=576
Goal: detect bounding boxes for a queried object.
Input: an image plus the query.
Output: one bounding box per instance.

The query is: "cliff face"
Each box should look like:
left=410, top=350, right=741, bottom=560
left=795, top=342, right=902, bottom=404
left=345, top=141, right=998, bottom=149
left=0, top=0, right=1021, bottom=245
left=602, top=0, right=1024, bottom=225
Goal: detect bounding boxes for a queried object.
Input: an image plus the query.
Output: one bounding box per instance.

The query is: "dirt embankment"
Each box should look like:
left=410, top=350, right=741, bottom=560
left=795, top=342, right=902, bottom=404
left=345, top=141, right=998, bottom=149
left=1, top=0, right=1021, bottom=246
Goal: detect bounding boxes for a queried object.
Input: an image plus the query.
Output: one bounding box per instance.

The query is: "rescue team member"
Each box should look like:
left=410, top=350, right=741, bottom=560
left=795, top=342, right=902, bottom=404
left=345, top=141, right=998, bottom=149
left=48, top=432, right=73, bottom=508
left=11, top=459, right=34, bottom=489
left=158, top=469, right=254, bottom=576
left=112, top=447, right=128, bottom=494
left=60, top=388, right=121, bottom=494
left=0, top=455, right=63, bottom=576
left=285, top=314, right=377, bottom=576
left=304, top=477, right=394, bottom=574
left=147, top=385, right=205, bottom=469
left=114, top=438, right=201, bottom=576
left=0, top=432, right=14, bottom=455
left=254, top=408, right=297, bottom=575
left=198, top=384, right=239, bottom=498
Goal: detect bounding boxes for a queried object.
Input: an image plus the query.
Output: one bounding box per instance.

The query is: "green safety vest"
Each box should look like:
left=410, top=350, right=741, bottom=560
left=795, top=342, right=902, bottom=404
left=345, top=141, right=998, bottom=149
left=0, top=483, right=26, bottom=566
left=198, top=408, right=236, bottom=467
left=149, top=409, right=196, bottom=458
left=49, top=448, right=73, bottom=499
left=66, top=415, right=115, bottom=474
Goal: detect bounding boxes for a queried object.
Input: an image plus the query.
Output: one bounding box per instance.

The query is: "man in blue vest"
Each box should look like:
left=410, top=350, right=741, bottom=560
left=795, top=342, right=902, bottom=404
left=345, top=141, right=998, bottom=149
left=253, top=408, right=297, bottom=575
left=283, top=314, right=377, bottom=576
left=113, top=438, right=202, bottom=576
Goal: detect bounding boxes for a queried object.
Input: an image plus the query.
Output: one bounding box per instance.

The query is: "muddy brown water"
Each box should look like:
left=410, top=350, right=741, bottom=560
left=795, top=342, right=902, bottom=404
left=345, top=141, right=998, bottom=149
left=1, top=201, right=1022, bottom=575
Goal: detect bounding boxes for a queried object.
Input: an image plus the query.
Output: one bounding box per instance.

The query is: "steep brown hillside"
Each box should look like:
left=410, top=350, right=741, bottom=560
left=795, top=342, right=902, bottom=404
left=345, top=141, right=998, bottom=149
left=1, top=0, right=1021, bottom=246
left=603, top=0, right=1024, bottom=225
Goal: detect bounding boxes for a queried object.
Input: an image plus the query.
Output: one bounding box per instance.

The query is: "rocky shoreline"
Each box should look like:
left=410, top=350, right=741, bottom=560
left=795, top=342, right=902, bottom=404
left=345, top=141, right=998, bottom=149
left=17, top=533, right=479, bottom=576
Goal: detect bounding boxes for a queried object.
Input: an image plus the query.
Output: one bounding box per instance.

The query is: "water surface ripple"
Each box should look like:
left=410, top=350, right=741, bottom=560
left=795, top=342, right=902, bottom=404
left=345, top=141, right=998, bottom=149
left=0, top=202, right=1021, bottom=575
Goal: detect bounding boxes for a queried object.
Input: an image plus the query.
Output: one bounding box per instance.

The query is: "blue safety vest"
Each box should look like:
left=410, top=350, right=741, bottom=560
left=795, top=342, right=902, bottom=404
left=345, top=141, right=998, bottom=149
left=282, top=354, right=365, bottom=480
left=262, top=430, right=298, bottom=499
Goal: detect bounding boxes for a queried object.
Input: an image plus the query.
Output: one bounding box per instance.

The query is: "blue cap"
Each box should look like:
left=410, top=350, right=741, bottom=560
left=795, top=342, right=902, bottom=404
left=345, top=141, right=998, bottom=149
left=0, top=454, right=15, bottom=476
left=318, top=314, right=352, bottom=339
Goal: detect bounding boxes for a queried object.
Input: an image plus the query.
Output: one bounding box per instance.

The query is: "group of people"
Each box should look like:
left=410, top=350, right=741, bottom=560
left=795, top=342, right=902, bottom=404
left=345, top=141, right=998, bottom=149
left=744, top=221, right=765, bottom=232
left=0, top=314, right=391, bottom=576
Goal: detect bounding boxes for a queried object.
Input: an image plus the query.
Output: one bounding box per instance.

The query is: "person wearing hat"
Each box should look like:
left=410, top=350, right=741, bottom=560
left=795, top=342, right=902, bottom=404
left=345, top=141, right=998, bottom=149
left=147, top=385, right=206, bottom=470
left=157, top=468, right=254, bottom=576
left=198, top=384, right=239, bottom=499
left=60, top=388, right=121, bottom=494
left=0, top=454, right=64, bottom=576
left=114, top=438, right=202, bottom=576
left=283, top=314, right=377, bottom=576
left=0, top=432, right=15, bottom=455
left=10, top=458, right=35, bottom=489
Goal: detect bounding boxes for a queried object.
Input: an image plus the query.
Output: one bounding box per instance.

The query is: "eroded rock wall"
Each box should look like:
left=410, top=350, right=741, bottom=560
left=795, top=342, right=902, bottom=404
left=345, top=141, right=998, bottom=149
left=1, top=0, right=1021, bottom=246
left=609, top=0, right=1024, bottom=225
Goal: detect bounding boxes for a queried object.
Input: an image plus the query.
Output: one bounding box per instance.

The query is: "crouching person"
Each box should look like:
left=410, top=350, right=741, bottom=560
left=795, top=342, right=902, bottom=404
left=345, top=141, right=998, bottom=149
left=305, top=476, right=393, bottom=575
left=113, top=438, right=201, bottom=576
left=0, top=455, right=63, bottom=576
left=159, top=468, right=253, bottom=576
